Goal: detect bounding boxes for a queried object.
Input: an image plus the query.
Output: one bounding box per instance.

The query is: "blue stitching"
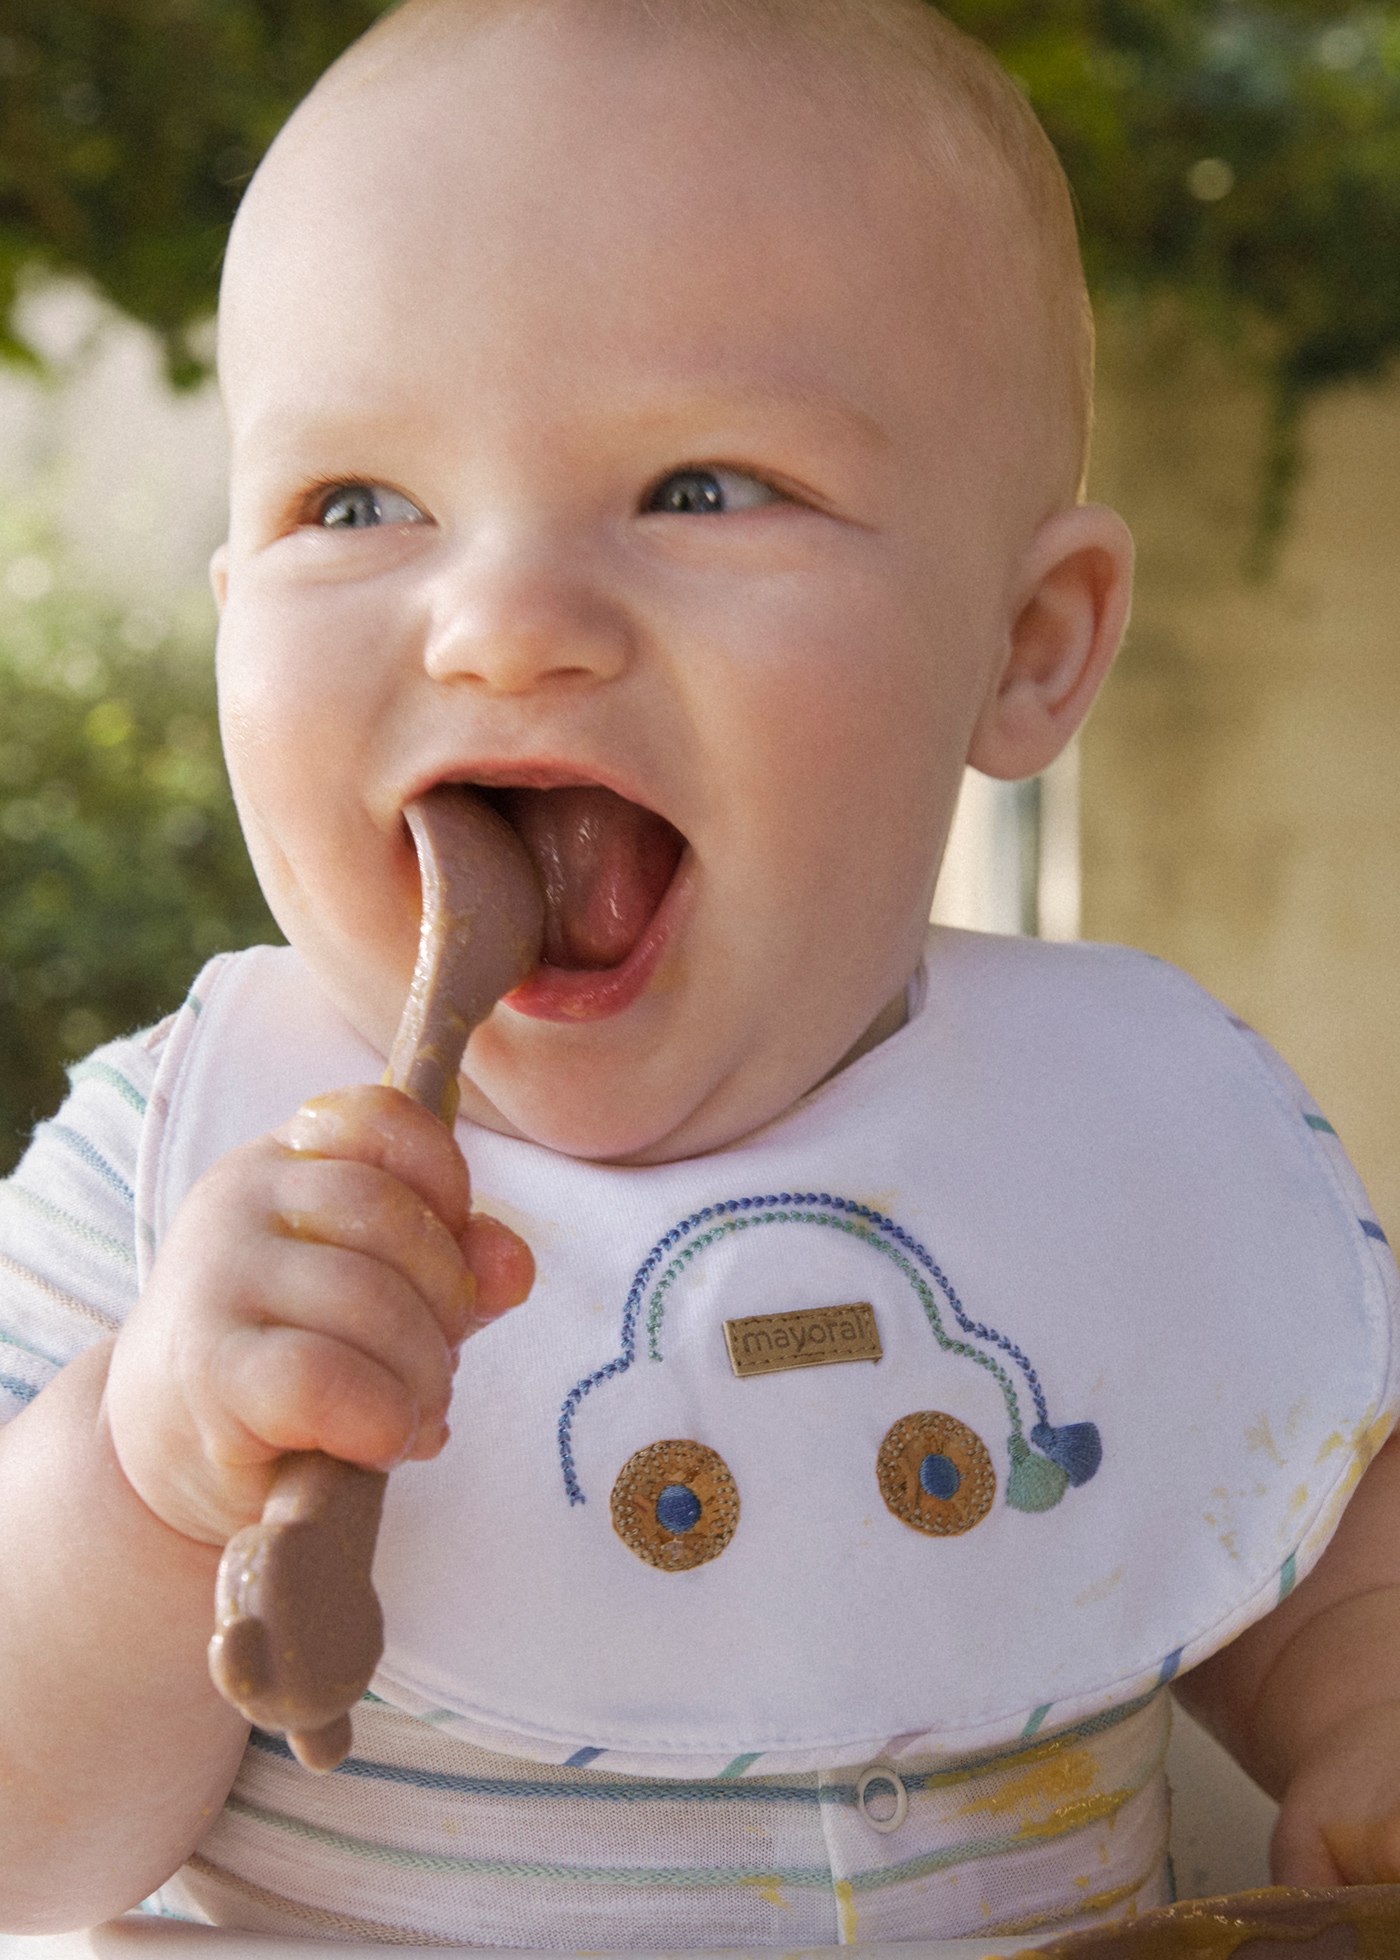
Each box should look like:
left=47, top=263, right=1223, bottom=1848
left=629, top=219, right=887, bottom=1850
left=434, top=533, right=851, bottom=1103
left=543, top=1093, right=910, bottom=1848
left=557, top=1190, right=1053, bottom=1503
left=643, top=1210, right=1028, bottom=1444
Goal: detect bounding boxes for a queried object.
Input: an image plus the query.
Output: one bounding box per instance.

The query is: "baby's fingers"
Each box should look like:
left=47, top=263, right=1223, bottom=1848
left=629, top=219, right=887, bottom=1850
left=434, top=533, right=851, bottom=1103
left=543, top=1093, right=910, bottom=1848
left=1271, top=1806, right=1344, bottom=1888
left=273, top=1151, right=475, bottom=1345
left=216, top=1320, right=435, bottom=1474
left=277, top=1085, right=474, bottom=1240
left=1273, top=1703, right=1400, bottom=1886
left=1319, top=1812, right=1400, bottom=1888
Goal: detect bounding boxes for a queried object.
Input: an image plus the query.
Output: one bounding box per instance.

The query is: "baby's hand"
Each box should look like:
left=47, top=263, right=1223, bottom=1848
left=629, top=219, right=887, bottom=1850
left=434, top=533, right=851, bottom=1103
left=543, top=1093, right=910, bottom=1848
left=1273, top=1702, right=1400, bottom=1886
left=104, top=1085, right=532, bottom=1547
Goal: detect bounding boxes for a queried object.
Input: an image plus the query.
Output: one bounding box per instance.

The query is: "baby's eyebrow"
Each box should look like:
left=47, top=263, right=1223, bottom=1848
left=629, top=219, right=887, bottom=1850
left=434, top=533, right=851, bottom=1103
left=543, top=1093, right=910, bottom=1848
left=227, top=379, right=889, bottom=506
left=616, top=380, right=890, bottom=456
left=229, top=403, right=440, bottom=473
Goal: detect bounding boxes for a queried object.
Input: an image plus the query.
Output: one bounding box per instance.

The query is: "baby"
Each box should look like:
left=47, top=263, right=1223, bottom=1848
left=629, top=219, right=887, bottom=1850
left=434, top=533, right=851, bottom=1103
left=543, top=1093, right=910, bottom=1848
left=3, top=0, right=1400, bottom=1946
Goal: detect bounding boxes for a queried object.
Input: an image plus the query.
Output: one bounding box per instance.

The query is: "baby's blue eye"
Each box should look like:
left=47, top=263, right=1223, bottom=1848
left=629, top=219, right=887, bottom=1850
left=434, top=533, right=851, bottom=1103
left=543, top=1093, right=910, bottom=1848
left=644, top=467, right=779, bottom=516
left=316, top=483, right=425, bottom=529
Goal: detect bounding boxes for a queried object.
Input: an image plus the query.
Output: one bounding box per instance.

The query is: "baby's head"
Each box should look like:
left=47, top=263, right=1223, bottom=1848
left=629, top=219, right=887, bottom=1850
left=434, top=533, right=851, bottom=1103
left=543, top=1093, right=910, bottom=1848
left=210, top=0, right=1133, bottom=1164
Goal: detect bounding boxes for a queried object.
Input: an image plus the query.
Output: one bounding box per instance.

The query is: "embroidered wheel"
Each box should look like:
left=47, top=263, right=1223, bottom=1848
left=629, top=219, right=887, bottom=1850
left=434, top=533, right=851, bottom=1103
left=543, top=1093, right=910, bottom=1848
left=877, top=1411, right=995, bottom=1536
left=611, top=1440, right=740, bottom=1571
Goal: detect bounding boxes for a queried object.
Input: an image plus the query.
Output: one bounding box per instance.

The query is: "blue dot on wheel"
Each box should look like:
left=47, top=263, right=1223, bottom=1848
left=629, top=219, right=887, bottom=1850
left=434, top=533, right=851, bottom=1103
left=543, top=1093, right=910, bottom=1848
left=656, top=1483, right=702, bottom=1534
left=919, top=1452, right=961, bottom=1500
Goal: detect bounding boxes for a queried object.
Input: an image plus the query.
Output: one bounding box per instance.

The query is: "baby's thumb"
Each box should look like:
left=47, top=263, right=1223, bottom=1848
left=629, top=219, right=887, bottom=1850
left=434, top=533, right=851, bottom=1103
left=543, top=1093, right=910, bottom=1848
left=460, top=1212, right=535, bottom=1320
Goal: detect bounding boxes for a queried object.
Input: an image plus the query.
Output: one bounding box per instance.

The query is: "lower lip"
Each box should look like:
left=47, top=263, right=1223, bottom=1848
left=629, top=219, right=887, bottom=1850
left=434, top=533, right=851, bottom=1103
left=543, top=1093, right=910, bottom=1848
left=503, top=858, right=693, bottom=1023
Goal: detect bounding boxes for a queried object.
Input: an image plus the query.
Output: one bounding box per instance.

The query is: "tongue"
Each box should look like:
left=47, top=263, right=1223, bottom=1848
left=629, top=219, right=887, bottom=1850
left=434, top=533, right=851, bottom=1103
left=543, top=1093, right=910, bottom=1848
left=493, top=786, right=684, bottom=970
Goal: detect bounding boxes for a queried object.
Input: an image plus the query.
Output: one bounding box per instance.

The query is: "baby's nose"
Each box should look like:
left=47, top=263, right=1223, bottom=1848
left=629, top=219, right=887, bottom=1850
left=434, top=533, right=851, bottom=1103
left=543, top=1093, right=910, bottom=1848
left=422, top=533, right=632, bottom=695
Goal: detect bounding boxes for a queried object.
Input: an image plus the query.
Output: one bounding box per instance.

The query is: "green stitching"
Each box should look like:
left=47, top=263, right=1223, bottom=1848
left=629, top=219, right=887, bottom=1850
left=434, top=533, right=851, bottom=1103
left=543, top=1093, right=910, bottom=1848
left=6, top=1184, right=137, bottom=1268
left=224, top=1796, right=835, bottom=1886
left=66, top=1058, right=148, bottom=1114
left=228, top=1719, right=1165, bottom=1890
left=644, top=1206, right=1025, bottom=1445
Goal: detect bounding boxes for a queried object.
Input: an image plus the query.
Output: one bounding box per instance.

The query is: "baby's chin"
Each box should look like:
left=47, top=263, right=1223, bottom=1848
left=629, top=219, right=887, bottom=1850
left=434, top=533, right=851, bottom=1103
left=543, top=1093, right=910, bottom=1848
left=452, top=1033, right=737, bottom=1167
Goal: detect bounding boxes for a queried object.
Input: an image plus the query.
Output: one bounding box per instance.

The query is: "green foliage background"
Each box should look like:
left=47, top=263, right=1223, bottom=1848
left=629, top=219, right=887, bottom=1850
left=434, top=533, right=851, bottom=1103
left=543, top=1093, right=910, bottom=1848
left=1, top=0, right=1398, bottom=1166
left=0, top=527, right=276, bottom=1170
left=2, top=1, right=1396, bottom=400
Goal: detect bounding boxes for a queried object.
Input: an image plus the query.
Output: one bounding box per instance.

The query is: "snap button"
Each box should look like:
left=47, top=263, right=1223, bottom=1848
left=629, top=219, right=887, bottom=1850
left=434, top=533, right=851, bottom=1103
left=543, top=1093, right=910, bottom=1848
left=855, top=1764, right=908, bottom=1834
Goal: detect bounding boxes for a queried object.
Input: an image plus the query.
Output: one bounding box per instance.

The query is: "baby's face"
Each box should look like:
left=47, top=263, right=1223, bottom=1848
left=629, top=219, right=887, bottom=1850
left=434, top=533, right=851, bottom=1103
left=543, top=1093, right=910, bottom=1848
left=214, top=5, right=1038, bottom=1162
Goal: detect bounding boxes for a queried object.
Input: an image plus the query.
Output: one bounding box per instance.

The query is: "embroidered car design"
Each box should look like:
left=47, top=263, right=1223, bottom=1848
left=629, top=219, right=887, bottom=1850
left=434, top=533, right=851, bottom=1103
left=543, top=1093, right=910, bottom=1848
left=557, top=1191, right=1102, bottom=1567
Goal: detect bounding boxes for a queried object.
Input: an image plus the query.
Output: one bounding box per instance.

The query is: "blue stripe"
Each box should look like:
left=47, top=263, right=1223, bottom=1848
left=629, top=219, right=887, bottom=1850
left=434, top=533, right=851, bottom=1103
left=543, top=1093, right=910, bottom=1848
left=250, top=1697, right=1159, bottom=1800
left=1304, top=1113, right=1337, bottom=1136
left=1361, top=1219, right=1389, bottom=1244
left=44, top=1122, right=136, bottom=1205
left=0, top=1371, right=41, bottom=1405
left=564, top=1746, right=605, bottom=1769
left=1157, top=1648, right=1183, bottom=1686
left=250, top=1730, right=823, bottom=1803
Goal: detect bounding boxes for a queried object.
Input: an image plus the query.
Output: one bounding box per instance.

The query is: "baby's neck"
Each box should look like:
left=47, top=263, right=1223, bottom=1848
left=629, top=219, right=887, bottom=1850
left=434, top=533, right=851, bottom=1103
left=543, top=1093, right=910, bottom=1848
left=814, top=986, right=910, bottom=1093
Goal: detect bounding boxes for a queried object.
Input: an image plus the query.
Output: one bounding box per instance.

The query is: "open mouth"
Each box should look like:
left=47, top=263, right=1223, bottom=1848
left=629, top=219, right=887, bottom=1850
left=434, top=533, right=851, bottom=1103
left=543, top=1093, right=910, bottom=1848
left=483, top=784, right=686, bottom=973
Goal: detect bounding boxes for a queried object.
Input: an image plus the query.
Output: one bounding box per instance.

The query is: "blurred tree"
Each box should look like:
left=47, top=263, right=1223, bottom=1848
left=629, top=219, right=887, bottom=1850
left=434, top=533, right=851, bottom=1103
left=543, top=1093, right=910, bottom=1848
left=0, top=516, right=276, bottom=1171
left=0, top=0, right=384, bottom=380
left=0, top=0, right=1396, bottom=422
left=948, top=1, right=1400, bottom=546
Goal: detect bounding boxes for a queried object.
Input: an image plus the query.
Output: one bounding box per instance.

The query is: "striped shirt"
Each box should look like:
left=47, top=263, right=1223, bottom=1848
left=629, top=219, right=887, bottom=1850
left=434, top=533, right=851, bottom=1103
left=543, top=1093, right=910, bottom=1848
left=0, top=1017, right=1171, bottom=1947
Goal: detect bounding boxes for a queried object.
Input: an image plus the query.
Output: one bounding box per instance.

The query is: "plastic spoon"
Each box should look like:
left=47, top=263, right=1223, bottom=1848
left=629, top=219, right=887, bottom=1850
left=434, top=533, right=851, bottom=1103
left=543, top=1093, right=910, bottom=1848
left=207, top=787, right=544, bottom=1770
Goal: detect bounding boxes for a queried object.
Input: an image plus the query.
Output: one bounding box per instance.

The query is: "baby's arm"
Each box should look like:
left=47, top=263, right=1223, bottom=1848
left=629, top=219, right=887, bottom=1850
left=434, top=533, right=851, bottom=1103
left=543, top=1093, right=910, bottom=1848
left=1176, top=1430, right=1400, bottom=1885
left=0, top=1086, right=530, bottom=1932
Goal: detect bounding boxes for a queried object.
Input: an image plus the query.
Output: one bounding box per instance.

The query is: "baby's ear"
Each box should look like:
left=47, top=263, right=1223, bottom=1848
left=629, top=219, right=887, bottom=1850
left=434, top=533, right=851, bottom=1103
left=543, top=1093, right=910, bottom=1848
left=967, top=504, right=1134, bottom=781
left=209, top=543, right=230, bottom=612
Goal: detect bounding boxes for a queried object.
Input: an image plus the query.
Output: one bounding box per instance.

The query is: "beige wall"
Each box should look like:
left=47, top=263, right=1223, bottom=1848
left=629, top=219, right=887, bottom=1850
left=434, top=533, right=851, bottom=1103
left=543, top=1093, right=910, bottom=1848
left=1085, top=306, right=1400, bottom=1234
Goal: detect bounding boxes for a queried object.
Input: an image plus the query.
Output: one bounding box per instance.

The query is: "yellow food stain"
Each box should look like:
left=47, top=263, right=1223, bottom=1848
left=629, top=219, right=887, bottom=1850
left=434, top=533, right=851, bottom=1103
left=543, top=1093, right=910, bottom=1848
left=1287, top=1483, right=1309, bottom=1516
left=1074, top=1567, right=1124, bottom=1609
left=1285, top=1399, right=1309, bottom=1443
left=1297, top=1416, right=1392, bottom=1561
left=1218, top=1531, right=1238, bottom=1560
left=476, top=1193, right=554, bottom=1249
left=919, top=1733, right=1071, bottom=1793
left=1245, top=1416, right=1284, bottom=1466
left=980, top=1871, right=1149, bottom=1938
left=1313, top=1413, right=1393, bottom=1538
left=744, top=1876, right=792, bottom=1912
left=1355, top=1411, right=1394, bottom=1469
left=1315, top=1430, right=1345, bottom=1463
left=957, top=1744, right=1100, bottom=1829
left=834, top=1878, right=857, bottom=1942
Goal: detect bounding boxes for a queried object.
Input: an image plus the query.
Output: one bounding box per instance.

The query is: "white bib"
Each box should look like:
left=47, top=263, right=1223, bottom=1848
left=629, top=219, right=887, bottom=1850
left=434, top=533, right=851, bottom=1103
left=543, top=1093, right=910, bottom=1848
left=139, top=933, right=1399, bottom=1776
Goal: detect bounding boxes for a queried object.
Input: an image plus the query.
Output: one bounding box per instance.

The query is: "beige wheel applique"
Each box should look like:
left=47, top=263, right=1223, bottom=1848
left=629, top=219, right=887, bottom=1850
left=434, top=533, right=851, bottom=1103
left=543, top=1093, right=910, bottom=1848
left=877, top=1411, right=995, bottom=1536
left=610, top=1439, right=740, bottom=1571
